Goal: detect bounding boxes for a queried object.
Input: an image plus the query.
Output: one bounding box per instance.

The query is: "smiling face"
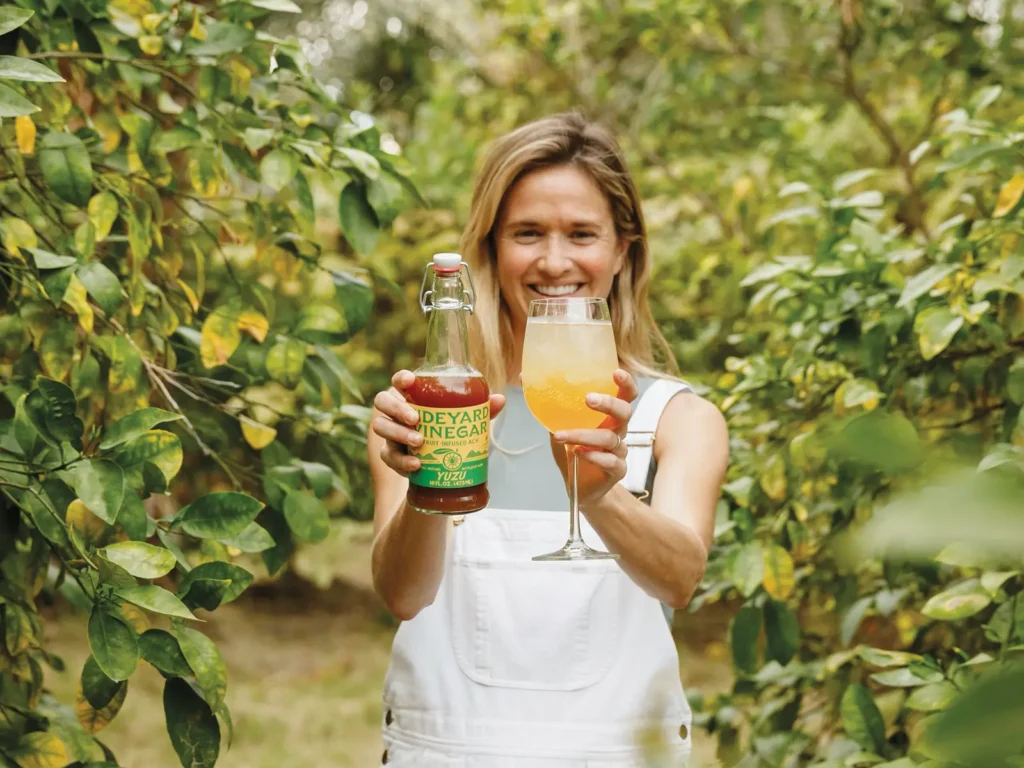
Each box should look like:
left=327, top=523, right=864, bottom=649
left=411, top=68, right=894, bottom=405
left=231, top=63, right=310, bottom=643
left=494, top=164, right=627, bottom=337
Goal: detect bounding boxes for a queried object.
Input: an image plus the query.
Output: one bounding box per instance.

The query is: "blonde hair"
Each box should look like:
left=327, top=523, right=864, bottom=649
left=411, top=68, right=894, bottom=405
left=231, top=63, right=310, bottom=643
left=460, top=111, right=677, bottom=390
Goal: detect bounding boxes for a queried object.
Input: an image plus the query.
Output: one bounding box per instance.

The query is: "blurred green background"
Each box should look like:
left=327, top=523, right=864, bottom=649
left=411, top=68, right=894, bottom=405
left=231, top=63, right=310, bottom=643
left=4, top=0, right=1024, bottom=766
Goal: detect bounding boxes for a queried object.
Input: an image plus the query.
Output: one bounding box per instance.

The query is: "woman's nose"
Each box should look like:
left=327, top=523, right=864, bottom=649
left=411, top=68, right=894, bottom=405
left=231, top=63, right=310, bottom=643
left=537, top=235, right=572, bottom=275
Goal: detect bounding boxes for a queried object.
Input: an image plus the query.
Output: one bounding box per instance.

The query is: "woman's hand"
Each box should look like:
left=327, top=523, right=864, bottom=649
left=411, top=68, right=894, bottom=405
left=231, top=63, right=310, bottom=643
left=371, top=370, right=506, bottom=479
left=549, top=368, right=637, bottom=507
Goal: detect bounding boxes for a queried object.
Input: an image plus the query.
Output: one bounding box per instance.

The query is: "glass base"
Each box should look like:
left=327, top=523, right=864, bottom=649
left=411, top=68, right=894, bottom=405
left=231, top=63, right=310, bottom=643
left=532, top=540, right=620, bottom=561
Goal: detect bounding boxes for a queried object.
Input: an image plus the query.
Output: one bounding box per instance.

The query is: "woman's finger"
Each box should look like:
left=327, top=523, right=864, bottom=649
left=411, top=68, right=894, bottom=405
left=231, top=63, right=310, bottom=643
left=586, top=392, right=631, bottom=425
left=374, top=390, right=420, bottom=427
left=575, top=449, right=625, bottom=476
left=489, top=393, right=506, bottom=421
left=614, top=368, right=639, bottom=404
left=371, top=416, right=423, bottom=449
left=553, top=429, right=625, bottom=454
left=380, top=444, right=420, bottom=475
left=391, top=369, right=416, bottom=393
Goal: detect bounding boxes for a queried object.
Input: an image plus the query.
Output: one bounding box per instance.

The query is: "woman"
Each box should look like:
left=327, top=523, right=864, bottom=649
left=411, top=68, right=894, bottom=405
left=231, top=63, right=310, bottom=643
left=368, top=112, right=729, bottom=767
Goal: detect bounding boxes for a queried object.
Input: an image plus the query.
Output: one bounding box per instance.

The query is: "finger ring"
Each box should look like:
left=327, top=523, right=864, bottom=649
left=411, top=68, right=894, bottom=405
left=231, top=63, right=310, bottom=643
left=613, top=434, right=622, bottom=451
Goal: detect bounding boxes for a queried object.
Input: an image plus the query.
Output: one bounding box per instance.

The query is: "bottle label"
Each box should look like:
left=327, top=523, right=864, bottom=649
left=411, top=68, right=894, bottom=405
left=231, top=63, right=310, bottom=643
left=409, top=403, right=489, bottom=489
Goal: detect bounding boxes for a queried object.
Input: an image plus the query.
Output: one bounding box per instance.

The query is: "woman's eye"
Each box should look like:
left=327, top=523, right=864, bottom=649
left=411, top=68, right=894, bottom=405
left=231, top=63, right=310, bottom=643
left=571, top=231, right=596, bottom=240
left=515, top=230, right=540, bottom=239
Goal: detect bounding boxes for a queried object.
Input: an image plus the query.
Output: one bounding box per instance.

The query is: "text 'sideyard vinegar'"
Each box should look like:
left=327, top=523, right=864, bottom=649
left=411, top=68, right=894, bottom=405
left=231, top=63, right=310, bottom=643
left=406, top=253, right=490, bottom=515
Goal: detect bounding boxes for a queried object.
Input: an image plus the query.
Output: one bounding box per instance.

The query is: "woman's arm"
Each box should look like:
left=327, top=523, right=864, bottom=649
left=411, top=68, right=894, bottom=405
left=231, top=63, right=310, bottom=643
left=580, top=393, right=728, bottom=609
left=368, top=371, right=506, bottom=621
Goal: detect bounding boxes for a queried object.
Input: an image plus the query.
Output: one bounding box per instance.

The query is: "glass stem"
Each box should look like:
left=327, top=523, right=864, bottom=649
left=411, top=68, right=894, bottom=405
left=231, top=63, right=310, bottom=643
left=567, top=444, right=583, bottom=548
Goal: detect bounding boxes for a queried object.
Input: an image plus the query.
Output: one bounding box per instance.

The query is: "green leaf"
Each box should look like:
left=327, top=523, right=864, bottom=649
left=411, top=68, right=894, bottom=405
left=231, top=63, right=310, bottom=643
left=175, top=491, right=264, bottom=539
left=0, top=7, right=33, bottom=36
left=314, top=345, right=364, bottom=402
left=1007, top=358, right=1024, bottom=405
left=0, top=56, right=63, bottom=83
left=152, top=126, right=201, bottom=154
left=24, top=246, right=77, bottom=269
left=266, top=339, right=306, bottom=388
left=870, top=666, right=944, bottom=687
left=857, top=647, right=922, bottom=668
left=249, top=0, right=303, bottom=12
left=0, top=82, right=39, bottom=117
left=81, top=655, right=124, bottom=709
left=921, top=665, right=1024, bottom=763
left=294, top=169, right=315, bottom=222
left=116, top=586, right=197, bottom=621
left=338, top=182, right=379, bottom=256
left=299, top=461, right=334, bottom=498
left=88, top=606, right=139, bottom=682
left=187, top=21, right=255, bottom=56
left=731, top=604, right=761, bottom=675
left=100, top=408, right=182, bottom=450
left=76, top=262, right=122, bottom=317
left=36, top=376, right=84, bottom=447
left=282, top=489, right=330, bottom=543
left=163, top=677, right=220, bottom=768
left=140, top=629, right=193, bottom=677
left=116, top=491, right=148, bottom=541
left=915, top=307, right=964, bottom=361
left=841, top=684, right=886, bottom=754
left=174, top=626, right=227, bottom=710
left=332, top=271, right=374, bottom=336
left=985, top=599, right=1024, bottom=644
left=764, top=600, right=799, bottom=666
left=178, top=562, right=254, bottom=611
left=833, top=168, right=879, bottom=192
left=897, top=264, right=957, bottom=308
left=980, top=570, right=1018, bottom=597
left=294, top=304, right=348, bottom=344
left=260, top=148, right=298, bottom=191
left=336, top=147, right=381, bottom=179
left=217, top=521, right=274, bottom=553
left=62, top=460, right=125, bottom=524
left=921, top=579, right=992, bottom=620
left=905, top=681, right=958, bottom=712
left=100, top=541, right=176, bottom=579
left=732, top=542, right=764, bottom=598
left=38, top=132, right=93, bottom=207
left=115, top=430, right=183, bottom=484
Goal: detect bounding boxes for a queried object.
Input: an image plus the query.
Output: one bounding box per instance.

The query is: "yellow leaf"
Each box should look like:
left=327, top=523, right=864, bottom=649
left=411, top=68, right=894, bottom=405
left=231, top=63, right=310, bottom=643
left=733, top=175, right=753, bottom=201
left=240, top=415, right=277, bottom=449
left=189, top=8, right=207, bottom=40
left=229, top=59, right=252, bottom=99
left=15, top=732, right=68, bottom=768
left=763, top=544, right=796, bottom=600
left=127, top=141, right=145, bottom=174
left=994, top=172, right=1024, bottom=218
left=142, top=12, right=165, bottom=32
left=15, top=115, right=36, bottom=156
left=119, top=603, right=150, bottom=633
left=3, top=604, right=35, bottom=655
left=237, top=310, right=269, bottom=342
left=63, top=274, right=94, bottom=334
left=759, top=454, right=788, bottom=501
left=138, top=35, right=163, bottom=56
left=67, top=499, right=107, bottom=546
left=76, top=683, right=128, bottom=734
left=88, top=192, right=119, bottom=240
left=200, top=309, right=243, bottom=369
left=1, top=217, right=37, bottom=259
left=189, top=156, right=219, bottom=198
left=95, top=111, right=122, bottom=153
left=177, top=279, right=200, bottom=312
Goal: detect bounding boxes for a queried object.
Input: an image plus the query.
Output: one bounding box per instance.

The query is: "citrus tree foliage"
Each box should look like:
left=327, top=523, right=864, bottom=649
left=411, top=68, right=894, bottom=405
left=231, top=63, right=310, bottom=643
left=317, top=0, right=1024, bottom=765
left=0, top=0, right=405, bottom=765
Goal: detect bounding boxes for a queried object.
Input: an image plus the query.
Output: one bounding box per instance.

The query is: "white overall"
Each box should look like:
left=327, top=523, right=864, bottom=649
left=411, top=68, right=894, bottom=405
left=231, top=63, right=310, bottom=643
left=381, top=380, right=693, bottom=767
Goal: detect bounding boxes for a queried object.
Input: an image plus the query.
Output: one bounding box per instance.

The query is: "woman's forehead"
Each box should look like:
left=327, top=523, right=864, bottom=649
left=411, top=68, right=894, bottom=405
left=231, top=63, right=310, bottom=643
left=500, top=165, right=613, bottom=223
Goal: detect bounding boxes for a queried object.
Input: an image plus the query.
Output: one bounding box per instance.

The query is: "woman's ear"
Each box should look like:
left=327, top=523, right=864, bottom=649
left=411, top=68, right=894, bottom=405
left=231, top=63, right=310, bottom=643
left=613, top=238, right=629, bottom=276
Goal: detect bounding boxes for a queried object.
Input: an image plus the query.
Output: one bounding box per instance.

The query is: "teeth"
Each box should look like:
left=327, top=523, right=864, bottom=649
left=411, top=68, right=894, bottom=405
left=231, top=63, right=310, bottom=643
left=533, top=284, right=581, bottom=297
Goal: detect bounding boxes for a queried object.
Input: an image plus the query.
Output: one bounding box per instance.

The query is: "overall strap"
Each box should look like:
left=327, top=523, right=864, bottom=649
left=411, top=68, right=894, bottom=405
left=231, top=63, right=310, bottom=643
left=621, top=378, right=693, bottom=495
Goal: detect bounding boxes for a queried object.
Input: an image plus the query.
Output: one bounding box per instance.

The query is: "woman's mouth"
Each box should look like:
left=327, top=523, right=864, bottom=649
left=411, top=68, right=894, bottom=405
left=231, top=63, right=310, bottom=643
left=530, top=284, right=583, bottom=297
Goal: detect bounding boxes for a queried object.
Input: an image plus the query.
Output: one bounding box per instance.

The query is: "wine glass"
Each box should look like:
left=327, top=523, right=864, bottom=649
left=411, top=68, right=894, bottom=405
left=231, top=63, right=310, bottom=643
left=521, top=297, right=620, bottom=561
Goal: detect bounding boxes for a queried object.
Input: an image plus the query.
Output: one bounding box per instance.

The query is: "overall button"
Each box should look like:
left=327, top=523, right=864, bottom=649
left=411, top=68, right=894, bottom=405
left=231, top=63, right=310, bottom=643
left=381, top=749, right=389, bottom=764
left=679, top=724, right=689, bottom=739
left=385, top=709, right=393, bottom=726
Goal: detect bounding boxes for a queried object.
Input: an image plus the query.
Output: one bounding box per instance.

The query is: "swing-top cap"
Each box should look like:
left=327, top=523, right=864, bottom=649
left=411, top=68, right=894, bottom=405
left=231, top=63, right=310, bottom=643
left=432, top=252, right=462, bottom=273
